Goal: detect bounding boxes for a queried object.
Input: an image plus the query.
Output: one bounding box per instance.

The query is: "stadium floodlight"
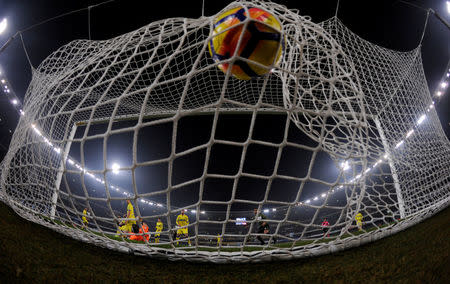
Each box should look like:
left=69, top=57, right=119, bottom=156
left=19, top=109, right=25, bottom=116
left=0, top=18, right=6, bottom=34
left=191, top=209, right=196, bottom=213
left=447, top=1, right=450, bottom=14
left=1, top=79, right=5, bottom=84
left=340, top=160, right=350, bottom=171
left=11, top=99, right=18, bottom=105
left=321, top=193, right=326, bottom=198
left=395, top=140, right=404, bottom=149
left=263, top=209, right=269, bottom=213
left=111, top=162, right=120, bottom=174
left=272, top=208, right=276, bottom=212
left=406, top=129, right=414, bottom=138
left=440, top=82, right=448, bottom=89
left=417, top=114, right=426, bottom=125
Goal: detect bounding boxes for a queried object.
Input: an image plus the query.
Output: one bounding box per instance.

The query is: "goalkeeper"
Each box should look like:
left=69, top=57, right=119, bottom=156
left=116, top=199, right=137, bottom=236
left=129, top=218, right=150, bottom=242
left=176, top=209, right=190, bottom=246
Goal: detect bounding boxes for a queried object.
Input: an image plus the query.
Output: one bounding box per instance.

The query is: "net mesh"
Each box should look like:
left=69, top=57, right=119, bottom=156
left=1, top=0, right=449, bottom=262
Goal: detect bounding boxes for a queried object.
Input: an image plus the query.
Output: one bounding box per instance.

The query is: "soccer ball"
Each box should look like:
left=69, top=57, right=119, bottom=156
left=208, top=6, right=283, bottom=80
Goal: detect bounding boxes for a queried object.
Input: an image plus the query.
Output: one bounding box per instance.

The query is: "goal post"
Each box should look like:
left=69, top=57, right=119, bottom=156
left=373, top=116, right=406, bottom=219
left=51, top=122, right=78, bottom=219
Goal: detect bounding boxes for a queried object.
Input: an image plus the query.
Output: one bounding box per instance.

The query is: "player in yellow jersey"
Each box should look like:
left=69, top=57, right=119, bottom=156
left=217, top=234, right=221, bottom=246
left=355, top=212, right=363, bottom=231
left=116, top=199, right=137, bottom=236
left=82, top=207, right=89, bottom=229
left=176, top=209, right=190, bottom=246
left=154, top=218, right=163, bottom=243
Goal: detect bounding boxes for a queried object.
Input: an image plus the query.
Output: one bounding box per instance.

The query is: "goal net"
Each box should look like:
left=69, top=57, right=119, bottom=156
left=1, top=0, right=449, bottom=262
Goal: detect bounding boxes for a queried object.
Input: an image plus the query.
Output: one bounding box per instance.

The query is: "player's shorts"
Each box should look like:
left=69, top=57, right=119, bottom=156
left=155, top=232, right=161, bottom=238
left=82, top=217, right=88, bottom=224
left=177, top=228, right=188, bottom=235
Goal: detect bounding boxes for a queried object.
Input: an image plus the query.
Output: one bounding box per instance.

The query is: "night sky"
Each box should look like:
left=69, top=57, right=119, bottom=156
left=0, top=0, right=449, bottom=234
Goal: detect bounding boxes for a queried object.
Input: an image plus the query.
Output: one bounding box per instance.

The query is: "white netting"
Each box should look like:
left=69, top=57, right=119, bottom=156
left=1, top=0, right=449, bottom=263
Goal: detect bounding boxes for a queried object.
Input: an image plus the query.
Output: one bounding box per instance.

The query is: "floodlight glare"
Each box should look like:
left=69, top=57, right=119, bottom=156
left=11, top=99, right=18, bottom=105
left=395, top=140, right=404, bottom=149
left=417, top=114, right=426, bottom=125
left=340, top=161, right=350, bottom=171
left=0, top=18, right=7, bottom=34
left=111, top=162, right=120, bottom=174
left=406, top=129, right=414, bottom=138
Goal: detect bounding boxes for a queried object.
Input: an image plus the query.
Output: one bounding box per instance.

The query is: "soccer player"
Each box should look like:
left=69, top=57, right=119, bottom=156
left=116, top=199, right=137, bottom=236
left=129, top=218, right=150, bottom=242
left=322, top=218, right=330, bottom=237
left=355, top=212, right=363, bottom=231
left=217, top=234, right=221, bottom=246
left=176, top=209, right=190, bottom=246
left=253, top=208, right=277, bottom=245
left=154, top=218, right=163, bottom=243
left=82, top=207, right=89, bottom=229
